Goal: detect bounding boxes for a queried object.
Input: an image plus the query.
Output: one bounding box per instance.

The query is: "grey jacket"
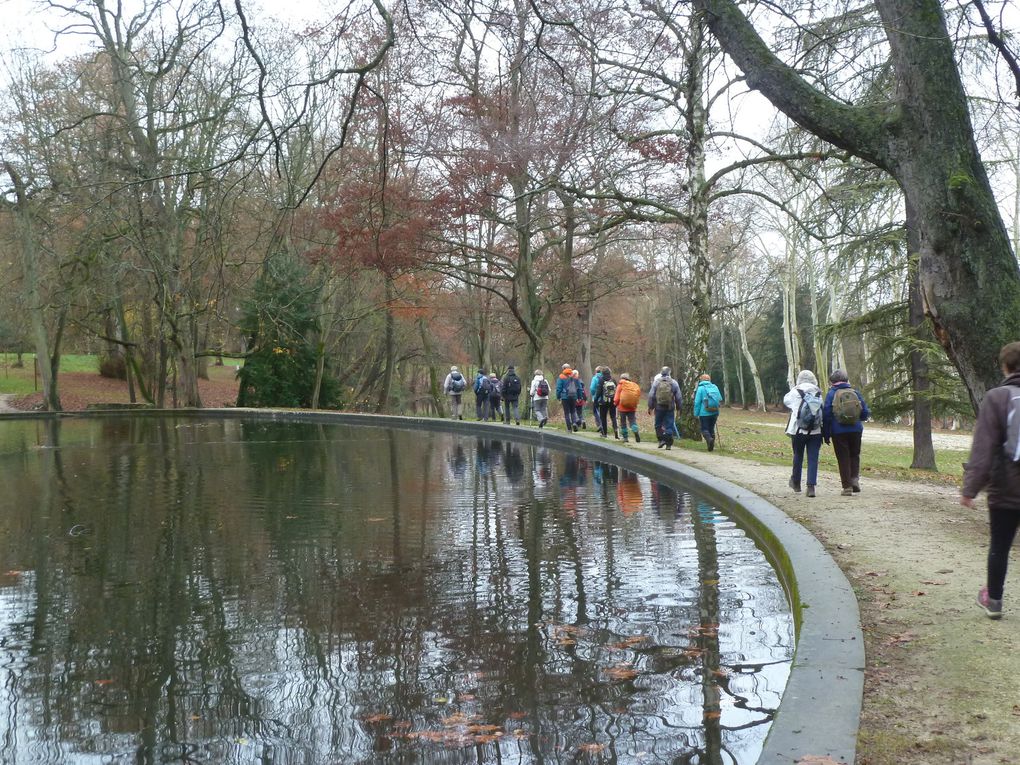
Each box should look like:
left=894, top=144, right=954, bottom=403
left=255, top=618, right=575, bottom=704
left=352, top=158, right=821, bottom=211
left=963, top=371, right=1020, bottom=508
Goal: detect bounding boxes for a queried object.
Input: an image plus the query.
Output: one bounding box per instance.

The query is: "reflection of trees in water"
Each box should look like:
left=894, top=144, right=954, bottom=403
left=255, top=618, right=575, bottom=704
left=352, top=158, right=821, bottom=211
left=0, top=422, right=790, bottom=763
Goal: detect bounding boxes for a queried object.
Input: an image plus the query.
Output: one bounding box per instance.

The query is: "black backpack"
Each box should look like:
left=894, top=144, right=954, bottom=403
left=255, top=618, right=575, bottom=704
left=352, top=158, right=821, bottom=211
left=504, top=373, right=522, bottom=398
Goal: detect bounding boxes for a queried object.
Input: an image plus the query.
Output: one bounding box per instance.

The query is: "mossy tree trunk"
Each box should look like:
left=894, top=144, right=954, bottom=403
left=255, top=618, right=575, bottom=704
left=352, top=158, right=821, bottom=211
left=696, top=0, right=1020, bottom=411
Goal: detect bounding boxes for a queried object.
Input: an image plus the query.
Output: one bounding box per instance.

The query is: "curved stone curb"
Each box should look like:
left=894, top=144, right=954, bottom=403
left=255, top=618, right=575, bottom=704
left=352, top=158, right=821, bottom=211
left=0, top=408, right=863, bottom=763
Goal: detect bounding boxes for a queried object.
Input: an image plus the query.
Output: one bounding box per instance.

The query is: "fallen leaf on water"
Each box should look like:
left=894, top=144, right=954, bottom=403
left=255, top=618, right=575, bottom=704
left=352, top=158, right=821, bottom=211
left=361, top=713, right=393, bottom=724
left=611, top=636, right=647, bottom=650
left=578, top=743, right=606, bottom=754
left=508, top=711, right=527, bottom=720
left=367, top=517, right=386, bottom=523
left=94, top=679, right=114, bottom=686
left=604, top=664, right=638, bottom=681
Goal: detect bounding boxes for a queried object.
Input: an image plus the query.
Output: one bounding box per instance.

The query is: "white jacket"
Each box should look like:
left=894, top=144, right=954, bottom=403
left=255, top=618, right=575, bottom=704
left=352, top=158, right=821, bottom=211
left=784, top=382, right=823, bottom=435
left=530, top=375, right=550, bottom=401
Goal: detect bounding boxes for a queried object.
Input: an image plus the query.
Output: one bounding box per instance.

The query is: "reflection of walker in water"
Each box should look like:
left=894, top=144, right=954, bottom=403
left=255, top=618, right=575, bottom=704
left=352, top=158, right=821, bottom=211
left=447, top=443, right=468, bottom=478
left=502, top=442, right=524, bottom=484
left=650, top=481, right=686, bottom=520
left=616, top=469, right=644, bottom=514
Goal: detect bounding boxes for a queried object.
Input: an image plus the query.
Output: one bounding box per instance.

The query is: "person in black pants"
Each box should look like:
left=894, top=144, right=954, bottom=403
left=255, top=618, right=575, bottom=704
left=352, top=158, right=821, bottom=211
left=821, top=369, right=870, bottom=496
left=962, top=341, right=1020, bottom=619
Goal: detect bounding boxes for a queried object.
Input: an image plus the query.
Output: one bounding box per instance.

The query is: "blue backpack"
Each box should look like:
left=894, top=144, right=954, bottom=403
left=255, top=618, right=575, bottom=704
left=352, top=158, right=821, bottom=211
left=796, top=389, right=823, bottom=431
left=704, top=387, right=721, bottom=413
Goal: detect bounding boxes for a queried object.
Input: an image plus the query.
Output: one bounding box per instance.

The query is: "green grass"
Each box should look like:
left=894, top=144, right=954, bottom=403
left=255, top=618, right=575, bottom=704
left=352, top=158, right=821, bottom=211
left=0, top=353, right=99, bottom=395
left=518, top=407, right=967, bottom=486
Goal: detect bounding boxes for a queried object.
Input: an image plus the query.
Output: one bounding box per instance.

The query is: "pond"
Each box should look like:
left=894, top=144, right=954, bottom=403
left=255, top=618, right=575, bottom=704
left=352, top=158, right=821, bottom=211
left=0, top=417, right=794, bottom=764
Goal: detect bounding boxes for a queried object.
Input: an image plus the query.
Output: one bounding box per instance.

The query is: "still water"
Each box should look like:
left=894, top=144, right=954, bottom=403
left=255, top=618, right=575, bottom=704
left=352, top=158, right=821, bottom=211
left=0, top=418, right=793, bottom=764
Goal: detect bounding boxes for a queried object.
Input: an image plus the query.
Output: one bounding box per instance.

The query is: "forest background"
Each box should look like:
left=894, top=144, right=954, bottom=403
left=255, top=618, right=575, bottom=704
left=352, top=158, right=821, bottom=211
left=1, top=0, right=1019, bottom=471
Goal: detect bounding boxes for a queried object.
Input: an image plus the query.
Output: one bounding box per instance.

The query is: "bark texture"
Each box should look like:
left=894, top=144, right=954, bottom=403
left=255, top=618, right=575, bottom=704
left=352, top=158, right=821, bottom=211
left=695, top=0, right=1020, bottom=411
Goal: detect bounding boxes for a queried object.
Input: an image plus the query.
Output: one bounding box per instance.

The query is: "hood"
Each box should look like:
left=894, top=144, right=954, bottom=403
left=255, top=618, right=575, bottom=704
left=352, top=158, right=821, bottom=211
left=796, top=370, right=818, bottom=387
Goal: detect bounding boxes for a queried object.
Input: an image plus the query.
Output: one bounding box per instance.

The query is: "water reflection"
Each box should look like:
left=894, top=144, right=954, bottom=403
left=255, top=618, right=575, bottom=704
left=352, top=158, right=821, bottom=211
left=0, top=419, right=793, bottom=764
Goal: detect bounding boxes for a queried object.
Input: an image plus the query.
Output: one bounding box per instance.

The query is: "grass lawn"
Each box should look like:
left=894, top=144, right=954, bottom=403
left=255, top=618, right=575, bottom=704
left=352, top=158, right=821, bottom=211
left=0, top=353, right=99, bottom=395
left=527, top=405, right=968, bottom=486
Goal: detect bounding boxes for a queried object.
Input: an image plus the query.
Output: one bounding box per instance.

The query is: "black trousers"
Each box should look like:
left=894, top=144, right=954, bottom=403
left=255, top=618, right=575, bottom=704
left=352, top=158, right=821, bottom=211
left=988, top=506, right=1020, bottom=599
left=831, top=431, right=862, bottom=488
left=597, top=403, right=618, bottom=434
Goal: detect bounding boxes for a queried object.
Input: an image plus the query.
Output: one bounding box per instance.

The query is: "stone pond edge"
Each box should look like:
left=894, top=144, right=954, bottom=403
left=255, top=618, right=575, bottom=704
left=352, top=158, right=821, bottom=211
left=2, top=408, right=864, bottom=763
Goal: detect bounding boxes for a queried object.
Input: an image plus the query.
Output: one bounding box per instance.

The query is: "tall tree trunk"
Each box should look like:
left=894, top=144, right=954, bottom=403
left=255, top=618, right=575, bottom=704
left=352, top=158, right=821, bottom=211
left=578, top=302, right=593, bottom=384
left=720, top=324, right=732, bottom=403
left=782, top=238, right=801, bottom=385
left=419, top=317, right=444, bottom=416
left=696, top=0, right=1020, bottom=411
left=907, top=200, right=937, bottom=470
left=738, top=309, right=766, bottom=411
left=734, top=324, right=747, bottom=407
left=377, top=275, right=396, bottom=413
left=6, top=162, right=60, bottom=411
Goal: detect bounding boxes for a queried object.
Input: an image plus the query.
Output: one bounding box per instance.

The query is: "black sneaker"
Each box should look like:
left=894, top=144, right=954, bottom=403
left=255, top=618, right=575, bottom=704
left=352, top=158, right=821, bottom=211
left=634, top=432, right=641, bottom=443
left=706, top=436, right=715, bottom=452
left=851, top=478, right=861, bottom=493
left=581, top=422, right=586, bottom=430
left=978, top=587, right=1003, bottom=619
left=538, top=420, right=545, bottom=429
left=788, top=478, right=801, bottom=493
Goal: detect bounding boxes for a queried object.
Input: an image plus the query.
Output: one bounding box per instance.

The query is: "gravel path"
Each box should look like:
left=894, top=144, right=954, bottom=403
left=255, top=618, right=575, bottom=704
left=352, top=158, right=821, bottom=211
left=0, top=394, right=17, bottom=413
left=741, top=419, right=973, bottom=451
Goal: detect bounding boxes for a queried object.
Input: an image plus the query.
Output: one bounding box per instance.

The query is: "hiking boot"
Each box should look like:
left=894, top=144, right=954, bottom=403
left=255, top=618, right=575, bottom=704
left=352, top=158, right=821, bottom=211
left=458, top=415, right=463, bottom=420
left=634, top=432, right=641, bottom=443
left=622, top=434, right=629, bottom=443
left=707, top=436, right=715, bottom=452
left=806, top=485, right=816, bottom=498
left=851, top=477, right=861, bottom=493
left=841, top=487, right=853, bottom=496
left=657, top=441, right=666, bottom=449
left=977, top=587, right=1003, bottom=619
left=581, top=422, right=587, bottom=430
left=516, top=420, right=521, bottom=425
left=788, top=478, right=801, bottom=493
left=613, top=429, right=620, bottom=440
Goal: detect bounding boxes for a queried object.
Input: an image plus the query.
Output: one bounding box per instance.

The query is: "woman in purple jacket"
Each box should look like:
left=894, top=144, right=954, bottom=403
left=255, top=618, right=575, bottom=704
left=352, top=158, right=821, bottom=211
left=821, top=369, right=871, bottom=496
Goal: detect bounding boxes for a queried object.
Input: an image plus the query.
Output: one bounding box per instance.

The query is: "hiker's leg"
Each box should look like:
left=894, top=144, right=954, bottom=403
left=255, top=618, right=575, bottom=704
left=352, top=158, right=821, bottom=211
left=987, top=506, right=1020, bottom=600
left=790, top=434, right=806, bottom=486
left=831, top=434, right=853, bottom=488
left=609, top=405, right=618, bottom=435
left=848, top=431, right=863, bottom=481
left=806, top=434, right=823, bottom=487
left=563, top=401, right=574, bottom=428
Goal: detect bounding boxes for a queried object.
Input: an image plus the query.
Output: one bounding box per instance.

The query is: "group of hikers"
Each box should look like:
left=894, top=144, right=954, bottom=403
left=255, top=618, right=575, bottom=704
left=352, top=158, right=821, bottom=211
left=443, top=361, right=873, bottom=489
left=443, top=340, right=1020, bottom=622
left=443, top=364, right=723, bottom=451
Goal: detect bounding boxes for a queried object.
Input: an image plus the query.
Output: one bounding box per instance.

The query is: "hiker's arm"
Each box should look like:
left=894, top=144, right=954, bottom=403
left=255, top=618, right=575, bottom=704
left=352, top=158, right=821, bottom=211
left=962, top=392, right=1003, bottom=499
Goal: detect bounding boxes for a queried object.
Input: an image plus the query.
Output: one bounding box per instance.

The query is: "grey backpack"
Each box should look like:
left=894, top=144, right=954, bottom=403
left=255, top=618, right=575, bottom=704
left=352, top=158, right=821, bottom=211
left=1004, top=386, right=1020, bottom=461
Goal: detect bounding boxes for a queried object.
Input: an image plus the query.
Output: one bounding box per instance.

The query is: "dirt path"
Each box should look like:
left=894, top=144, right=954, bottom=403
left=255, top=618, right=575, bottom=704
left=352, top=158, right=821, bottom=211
left=606, top=436, right=1018, bottom=764
left=740, top=419, right=973, bottom=451
left=0, top=394, right=17, bottom=413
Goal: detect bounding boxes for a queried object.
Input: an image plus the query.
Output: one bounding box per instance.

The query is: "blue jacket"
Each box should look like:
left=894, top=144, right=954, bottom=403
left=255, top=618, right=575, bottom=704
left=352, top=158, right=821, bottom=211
left=556, top=373, right=574, bottom=401
left=822, top=382, right=870, bottom=438
left=589, top=373, right=602, bottom=400
left=693, top=381, right=723, bottom=417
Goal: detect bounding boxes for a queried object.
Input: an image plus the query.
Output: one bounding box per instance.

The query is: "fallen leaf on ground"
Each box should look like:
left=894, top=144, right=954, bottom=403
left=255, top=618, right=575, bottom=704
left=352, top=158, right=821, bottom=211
left=796, top=757, right=844, bottom=765
left=920, top=580, right=948, bottom=585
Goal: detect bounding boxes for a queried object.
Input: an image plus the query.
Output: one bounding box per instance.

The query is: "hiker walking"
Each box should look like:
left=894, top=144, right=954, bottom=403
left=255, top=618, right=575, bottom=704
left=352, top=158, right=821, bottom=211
left=473, top=368, right=489, bottom=420
left=822, top=369, right=871, bottom=496
left=648, top=366, right=682, bottom=450
left=572, top=370, right=588, bottom=430
left=784, top=370, right=824, bottom=497
left=487, top=374, right=502, bottom=422
left=692, top=373, right=723, bottom=451
left=530, top=370, right=551, bottom=428
left=962, top=341, right=1020, bottom=619
left=595, top=367, right=620, bottom=439
left=501, top=365, right=523, bottom=424
left=613, top=373, right=642, bottom=442
left=556, top=365, right=579, bottom=431
left=443, top=365, right=468, bottom=420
